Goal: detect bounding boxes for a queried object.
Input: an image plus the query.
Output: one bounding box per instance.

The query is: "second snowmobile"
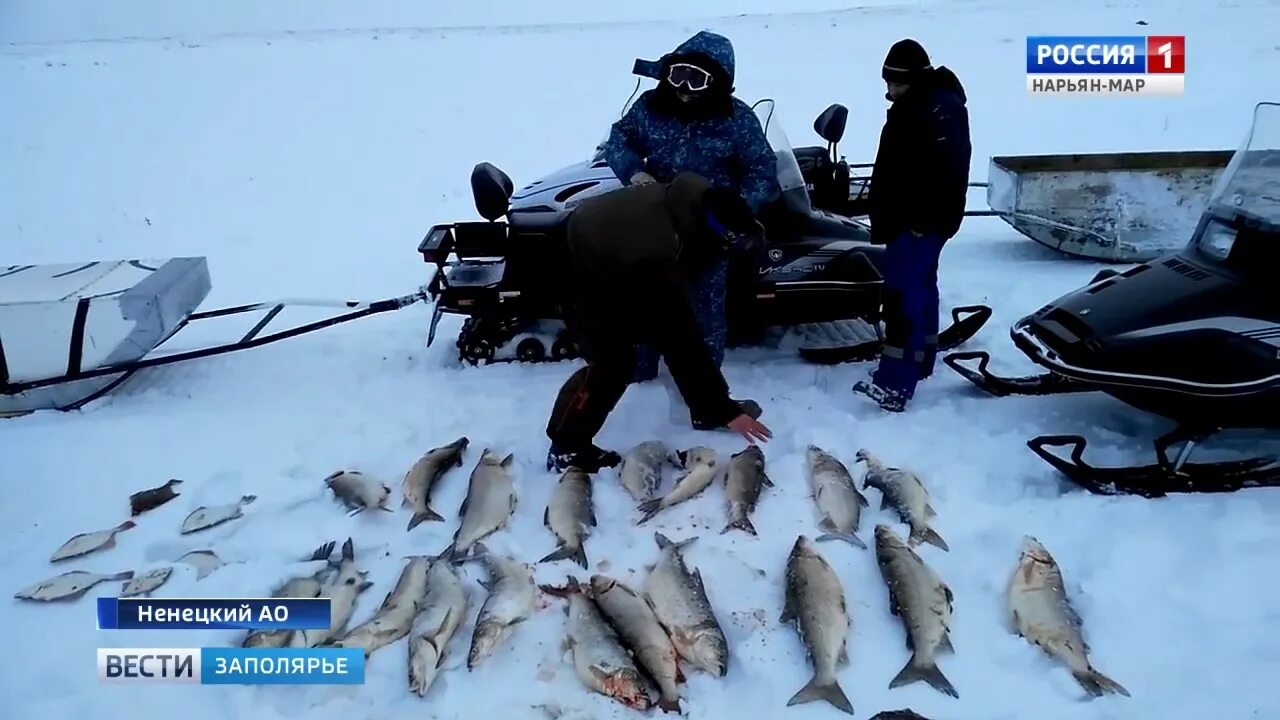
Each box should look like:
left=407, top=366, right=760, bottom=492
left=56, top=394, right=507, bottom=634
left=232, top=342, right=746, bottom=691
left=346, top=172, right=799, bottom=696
left=943, top=101, right=1280, bottom=497
left=419, top=89, right=990, bottom=367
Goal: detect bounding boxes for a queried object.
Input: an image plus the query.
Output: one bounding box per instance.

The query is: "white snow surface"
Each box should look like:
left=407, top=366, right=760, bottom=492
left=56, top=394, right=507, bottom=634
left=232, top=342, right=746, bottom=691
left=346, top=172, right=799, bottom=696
left=4, top=1, right=1280, bottom=719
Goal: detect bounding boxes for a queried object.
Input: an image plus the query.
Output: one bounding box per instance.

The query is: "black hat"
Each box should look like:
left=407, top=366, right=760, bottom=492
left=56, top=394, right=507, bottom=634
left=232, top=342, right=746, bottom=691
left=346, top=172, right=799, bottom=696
left=882, top=38, right=932, bottom=83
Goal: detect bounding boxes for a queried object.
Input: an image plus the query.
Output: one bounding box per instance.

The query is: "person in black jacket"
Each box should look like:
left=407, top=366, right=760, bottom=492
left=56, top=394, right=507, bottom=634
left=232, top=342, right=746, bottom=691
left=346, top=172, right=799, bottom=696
left=544, top=172, right=773, bottom=473
left=853, top=38, right=972, bottom=412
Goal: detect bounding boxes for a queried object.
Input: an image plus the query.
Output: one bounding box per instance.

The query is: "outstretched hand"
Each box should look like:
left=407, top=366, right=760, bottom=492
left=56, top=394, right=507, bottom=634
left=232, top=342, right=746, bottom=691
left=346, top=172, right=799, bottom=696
left=728, top=414, right=773, bottom=444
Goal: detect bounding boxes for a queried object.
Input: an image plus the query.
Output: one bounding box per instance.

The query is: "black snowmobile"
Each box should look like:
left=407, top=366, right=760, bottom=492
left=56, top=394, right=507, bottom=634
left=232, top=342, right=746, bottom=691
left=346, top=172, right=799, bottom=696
left=418, top=71, right=989, bottom=366
left=943, top=101, right=1280, bottom=498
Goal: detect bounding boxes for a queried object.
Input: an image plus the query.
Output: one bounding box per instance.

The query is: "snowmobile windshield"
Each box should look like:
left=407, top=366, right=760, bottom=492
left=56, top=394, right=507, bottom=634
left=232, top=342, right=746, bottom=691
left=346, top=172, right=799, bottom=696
left=751, top=99, right=811, bottom=215
left=1206, top=101, right=1280, bottom=236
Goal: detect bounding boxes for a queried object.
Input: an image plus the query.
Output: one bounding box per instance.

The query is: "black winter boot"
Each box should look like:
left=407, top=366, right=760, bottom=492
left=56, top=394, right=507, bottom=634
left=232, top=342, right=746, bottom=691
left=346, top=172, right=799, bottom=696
left=546, top=444, right=622, bottom=473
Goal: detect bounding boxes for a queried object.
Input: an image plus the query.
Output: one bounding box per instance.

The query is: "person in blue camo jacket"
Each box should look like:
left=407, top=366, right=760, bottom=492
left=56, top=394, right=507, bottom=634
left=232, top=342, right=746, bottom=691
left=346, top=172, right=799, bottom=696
left=602, top=30, right=780, bottom=388
left=852, top=38, right=972, bottom=412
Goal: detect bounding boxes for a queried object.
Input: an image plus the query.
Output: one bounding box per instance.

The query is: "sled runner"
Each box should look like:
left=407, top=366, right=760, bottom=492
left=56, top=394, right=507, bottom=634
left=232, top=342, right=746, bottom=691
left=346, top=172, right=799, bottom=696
left=942, top=101, right=1280, bottom=496
left=0, top=258, right=426, bottom=415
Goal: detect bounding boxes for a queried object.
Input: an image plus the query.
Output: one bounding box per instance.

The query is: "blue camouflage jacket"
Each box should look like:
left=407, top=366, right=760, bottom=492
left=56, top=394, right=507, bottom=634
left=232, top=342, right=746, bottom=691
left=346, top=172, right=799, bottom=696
left=602, top=31, right=781, bottom=214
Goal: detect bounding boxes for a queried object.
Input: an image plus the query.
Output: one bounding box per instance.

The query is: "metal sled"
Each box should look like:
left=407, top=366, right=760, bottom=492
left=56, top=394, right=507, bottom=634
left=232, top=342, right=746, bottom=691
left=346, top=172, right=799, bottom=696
left=0, top=258, right=426, bottom=416
left=982, top=149, right=1233, bottom=262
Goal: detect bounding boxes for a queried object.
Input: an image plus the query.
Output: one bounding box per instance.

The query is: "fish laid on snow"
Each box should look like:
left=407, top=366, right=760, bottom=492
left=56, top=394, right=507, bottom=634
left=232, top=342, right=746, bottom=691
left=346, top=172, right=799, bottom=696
left=857, top=450, right=948, bottom=552
left=408, top=556, right=468, bottom=697
left=334, top=555, right=432, bottom=658
left=636, top=447, right=717, bottom=525
left=177, top=550, right=224, bottom=580
left=644, top=533, right=728, bottom=677
left=291, top=538, right=373, bottom=648
left=540, top=576, right=652, bottom=710
left=403, top=436, right=470, bottom=530
left=180, top=495, right=257, bottom=534
left=243, top=543, right=338, bottom=648
left=874, top=525, right=958, bottom=698
left=465, top=544, right=536, bottom=669
left=591, top=573, right=684, bottom=713
left=446, top=449, right=517, bottom=562
left=781, top=535, right=855, bottom=716
left=723, top=445, right=773, bottom=535
left=129, top=478, right=183, bottom=516
left=121, top=567, right=173, bottom=597
left=870, top=711, right=934, bottom=720
left=540, top=467, right=596, bottom=569
left=1006, top=535, right=1129, bottom=698
left=15, top=570, right=135, bottom=602
left=50, top=520, right=137, bottom=562
left=325, top=470, right=392, bottom=515
left=806, top=445, right=870, bottom=548
left=617, top=440, right=671, bottom=501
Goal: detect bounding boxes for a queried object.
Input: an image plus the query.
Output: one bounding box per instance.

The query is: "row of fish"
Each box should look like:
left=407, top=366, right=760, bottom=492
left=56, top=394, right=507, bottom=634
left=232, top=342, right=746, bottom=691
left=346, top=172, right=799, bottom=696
left=783, top=528, right=1129, bottom=717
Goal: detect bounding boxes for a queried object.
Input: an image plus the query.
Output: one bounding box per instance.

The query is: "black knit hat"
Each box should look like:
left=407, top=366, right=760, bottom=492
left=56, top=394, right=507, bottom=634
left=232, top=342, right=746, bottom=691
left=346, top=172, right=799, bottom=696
left=882, top=38, right=932, bottom=83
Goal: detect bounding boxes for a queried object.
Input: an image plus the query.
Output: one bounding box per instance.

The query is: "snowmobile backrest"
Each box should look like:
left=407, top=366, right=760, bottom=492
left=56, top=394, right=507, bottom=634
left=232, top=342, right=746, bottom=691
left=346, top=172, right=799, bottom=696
left=814, top=103, right=847, bottom=145
left=470, top=162, right=513, bottom=222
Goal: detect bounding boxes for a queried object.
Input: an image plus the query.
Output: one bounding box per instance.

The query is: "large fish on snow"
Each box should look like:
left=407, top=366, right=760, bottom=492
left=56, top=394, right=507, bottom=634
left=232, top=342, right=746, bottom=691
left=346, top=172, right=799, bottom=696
left=325, top=471, right=392, bottom=515
left=1006, top=535, right=1129, bottom=698
left=644, top=533, right=728, bottom=677
left=333, top=555, right=433, bottom=657
left=636, top=447, right=717, bottom=525
left=408, top=555, right=468, bottom=697
left=781, top=535, right=855, bottom=716
left=539, top=576, right=652, bottom=710
left=180, top=495, right=257, bottom=534
left=857, top=450, right=948, bottom=552
left=806, top=445, right=869, bottom=548
left=446, top=449, right=517, bottom=562
left=540, top=466, right=595, bottom=569
left=874, top=525, right=958, bottom=698
left=465, top=543, right=536, bottom=669
left=242, top=541, right=339, bottom=648
left=403, top=436, right=470, bottom=530
left=15, top=569, right=135, bottom=602
left=591, top=573, right=684, bottom=713
left=616, top=440, right=671, bottom=501
left=723, top=445, right=773, bottom=535
left=291, top=538, right=373, bottom=648
left=50, top=520, right=137, bottom=562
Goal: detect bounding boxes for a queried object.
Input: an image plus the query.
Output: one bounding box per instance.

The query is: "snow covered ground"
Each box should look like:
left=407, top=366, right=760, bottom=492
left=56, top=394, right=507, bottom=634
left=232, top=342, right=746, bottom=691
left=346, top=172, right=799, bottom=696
left=4, top=1, right=1280, bottom=719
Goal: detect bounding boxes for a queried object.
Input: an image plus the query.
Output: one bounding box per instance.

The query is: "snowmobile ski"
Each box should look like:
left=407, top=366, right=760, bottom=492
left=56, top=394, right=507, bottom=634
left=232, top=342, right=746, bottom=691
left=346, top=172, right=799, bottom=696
left=942, top=350, right=1093, bottom=397
left=1027, top=432, right=1280, bottom=498
left=797, top=304, right=993, bottom=365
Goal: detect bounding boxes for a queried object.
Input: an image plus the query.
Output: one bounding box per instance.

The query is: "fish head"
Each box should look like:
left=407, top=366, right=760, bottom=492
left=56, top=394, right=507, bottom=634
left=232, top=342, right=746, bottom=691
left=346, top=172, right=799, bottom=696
left=686, top=631, right=729, bottom=677
left=854, top=449, right=877, bottom=465
left=1018, top=535, right=1053, bottom=564
left=732, top=445, right=764, bottom=462
left=683, top=447, right=717, bottom=467
left=167, top=479, right=184, bottom=488
left=805, top=445, right=826, bottom=464
left=452, top=436, right=471, bottom=451
left=873, top=524, right=905, bottom=550
left=789, top=535, right=817, bottom=558
left=467, top=621, right=508, bottom=666
left=588, top=575, right=616, bottom=596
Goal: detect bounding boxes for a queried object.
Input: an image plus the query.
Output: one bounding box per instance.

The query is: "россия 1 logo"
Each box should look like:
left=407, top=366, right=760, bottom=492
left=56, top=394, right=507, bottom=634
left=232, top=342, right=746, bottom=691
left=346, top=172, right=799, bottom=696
left=1026, top=35, right=1184, bottom=96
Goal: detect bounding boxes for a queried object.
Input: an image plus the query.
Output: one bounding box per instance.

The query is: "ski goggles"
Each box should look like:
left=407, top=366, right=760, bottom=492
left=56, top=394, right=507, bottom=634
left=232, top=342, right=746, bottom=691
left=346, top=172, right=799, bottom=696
left=667, top=63, right=713, bottom=91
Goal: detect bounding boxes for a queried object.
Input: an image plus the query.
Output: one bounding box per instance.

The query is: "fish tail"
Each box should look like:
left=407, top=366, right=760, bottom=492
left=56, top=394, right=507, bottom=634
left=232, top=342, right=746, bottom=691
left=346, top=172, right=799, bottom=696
left=889, top=656, right=958, bottom=698
left=913, top=526, right=950, bottom=552
left=107, top=571, right=136, bottom=581
left=636, top=498, right=663, bottom=525
left=308, top=540, right=337, bottom=562
left=1074, top=666, right=1130, bottom=697
left=407, top=507, right=445, bottom=531
left=721, top=515, right=757, bottom=536
left=786, top=673, right=855, bottom=716
left=537, top=543, right=587, bottom=569
left=816, top=532, right=867, bottom=549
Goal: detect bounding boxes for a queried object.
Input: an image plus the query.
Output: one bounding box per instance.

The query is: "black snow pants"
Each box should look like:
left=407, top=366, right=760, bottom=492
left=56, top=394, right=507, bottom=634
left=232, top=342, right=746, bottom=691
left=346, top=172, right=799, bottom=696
left=545, top=260, right=740, bottom=452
